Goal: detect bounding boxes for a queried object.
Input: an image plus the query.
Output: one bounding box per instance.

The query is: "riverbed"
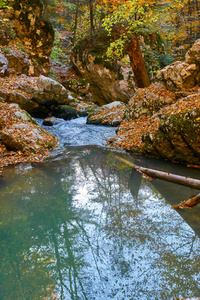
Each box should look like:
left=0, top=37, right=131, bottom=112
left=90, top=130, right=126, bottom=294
left=0, top=117, right=199, bottom=299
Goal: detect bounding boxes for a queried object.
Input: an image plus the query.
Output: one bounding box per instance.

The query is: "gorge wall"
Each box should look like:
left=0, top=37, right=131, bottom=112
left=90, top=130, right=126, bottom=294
left=0, top=0, right=54, bottom=75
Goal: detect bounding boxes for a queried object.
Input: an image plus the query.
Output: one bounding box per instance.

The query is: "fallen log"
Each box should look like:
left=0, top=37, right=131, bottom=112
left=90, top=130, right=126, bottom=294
left=115, top=155, right=200, bottom=190
left=171, top=193, right=200, bottom=209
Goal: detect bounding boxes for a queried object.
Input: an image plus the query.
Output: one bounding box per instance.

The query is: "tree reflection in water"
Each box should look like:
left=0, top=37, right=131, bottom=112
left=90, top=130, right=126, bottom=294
left=0, top=146, right=199, bottom=299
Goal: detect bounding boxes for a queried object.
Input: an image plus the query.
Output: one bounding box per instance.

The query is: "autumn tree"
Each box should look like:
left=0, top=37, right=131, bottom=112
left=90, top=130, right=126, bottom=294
left=44, top=0, right=199, bottom=75
left=100, top=0, right=159, bottom=87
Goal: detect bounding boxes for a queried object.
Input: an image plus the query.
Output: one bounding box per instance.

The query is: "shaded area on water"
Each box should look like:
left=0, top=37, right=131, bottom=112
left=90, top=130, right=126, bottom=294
left=0, top=146, right=200, bottom=300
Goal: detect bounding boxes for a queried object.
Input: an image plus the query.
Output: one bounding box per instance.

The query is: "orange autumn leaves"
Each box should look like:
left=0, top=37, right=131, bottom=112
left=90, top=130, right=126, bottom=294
left=0, top=102, right=58, bottom=173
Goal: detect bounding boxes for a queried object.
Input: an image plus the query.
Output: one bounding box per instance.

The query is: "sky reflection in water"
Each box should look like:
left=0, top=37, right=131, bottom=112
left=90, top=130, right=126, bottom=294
left=0, top=146, right=200, bottom=300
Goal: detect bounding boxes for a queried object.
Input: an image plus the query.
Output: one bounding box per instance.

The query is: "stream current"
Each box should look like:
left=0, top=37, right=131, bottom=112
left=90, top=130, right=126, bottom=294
left=0, top=117, right=200, bottom=300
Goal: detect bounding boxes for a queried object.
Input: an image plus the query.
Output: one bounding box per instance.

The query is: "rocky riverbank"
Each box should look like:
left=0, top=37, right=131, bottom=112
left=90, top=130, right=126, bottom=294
left=1, top=23, right=200, bottom=168
left=0, top=47, right=98, bottom=172
left=106, top=39, right=200, bottom=165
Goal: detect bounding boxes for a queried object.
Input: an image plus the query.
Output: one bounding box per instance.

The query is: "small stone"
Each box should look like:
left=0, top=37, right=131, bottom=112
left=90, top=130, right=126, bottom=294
left=43, top=117, right=56, bottom=126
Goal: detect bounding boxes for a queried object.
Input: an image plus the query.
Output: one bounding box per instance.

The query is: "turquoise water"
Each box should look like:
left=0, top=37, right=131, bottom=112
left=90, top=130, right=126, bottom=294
left=0, top=118, right=200, bottom=299
left=0, top=145, right=200, bottom=300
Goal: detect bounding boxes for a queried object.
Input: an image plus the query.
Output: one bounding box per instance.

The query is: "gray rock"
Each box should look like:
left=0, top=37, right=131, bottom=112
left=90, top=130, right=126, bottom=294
left=0, top=53, right=8, bottom=77
left=125, top=84, right=175, bottom=121
left=87, top=101, right=126, bottom=126
left=7, top=91, right=42, bottom=116
left=5, top=50, right=30, bottom=75
left=33, top=75, right=72, bottom=106
left=71, top=51, right=135, bottom=105
left=37, top=75, right=67, bottom=95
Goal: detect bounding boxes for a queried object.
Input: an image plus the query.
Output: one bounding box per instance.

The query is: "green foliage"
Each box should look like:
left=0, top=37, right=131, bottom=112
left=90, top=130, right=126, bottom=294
left=1, top=46, right=10, bottom=54
left=16, top=43, right=26, bottom=52
left=105, top=37, right=126, bottom=60
left=50, top=29, right=70, bottom=64
left=142, top=46, right=160, bottom=75
left=0, top=0, right=13, bottom=9
left=159, top=53, right=174, bottom=68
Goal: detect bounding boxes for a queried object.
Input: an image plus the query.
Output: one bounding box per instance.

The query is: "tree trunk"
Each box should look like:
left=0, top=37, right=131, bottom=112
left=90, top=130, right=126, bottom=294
left=89, top=0, right=95, bottom=36
left=128, top=36, right=150, bottom=88
left=73, top=0, right=80, bottom=44
left=115, top=155, right=200, bottom=190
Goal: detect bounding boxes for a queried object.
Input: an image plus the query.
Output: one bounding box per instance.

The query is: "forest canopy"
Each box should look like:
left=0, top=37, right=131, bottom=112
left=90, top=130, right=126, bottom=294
left=44, top=0, right=199, bottom=57
left=1, top=0, right=199, bottom=77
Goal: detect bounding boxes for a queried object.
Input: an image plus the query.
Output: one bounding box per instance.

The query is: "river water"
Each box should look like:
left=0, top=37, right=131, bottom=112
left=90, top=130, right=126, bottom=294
left=0, top=117, right=200, bottom=300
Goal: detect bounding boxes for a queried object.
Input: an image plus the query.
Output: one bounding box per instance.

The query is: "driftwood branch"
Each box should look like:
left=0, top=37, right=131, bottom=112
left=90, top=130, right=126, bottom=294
left=115, top=156, right=200, bottom=208
left=171, top=193, right=200, bottom=209
left=115, top=155, right=200, bottom=190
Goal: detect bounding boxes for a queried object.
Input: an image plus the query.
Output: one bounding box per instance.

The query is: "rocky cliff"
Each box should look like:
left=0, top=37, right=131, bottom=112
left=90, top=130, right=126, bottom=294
left=0, top=0, right=54, bottom=75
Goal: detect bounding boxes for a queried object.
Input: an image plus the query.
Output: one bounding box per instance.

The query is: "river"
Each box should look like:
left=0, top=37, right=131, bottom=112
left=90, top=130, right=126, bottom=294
left=0, top=117, right=199, bottom=300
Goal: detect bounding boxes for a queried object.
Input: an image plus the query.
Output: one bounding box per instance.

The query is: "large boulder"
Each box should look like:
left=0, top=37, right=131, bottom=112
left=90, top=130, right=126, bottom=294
left=142, top=93, right=200, bottom=164
left=125, top=84, right=175, bottom=121
left=185, top=39, right=200, bottom=64
left=108, top=40, right=200, bottom=165
left=0, top=102, right=57, bottom=155
left=71, top=45, right=135, bottom=105
left=155, top=39, right=200, bottom=91
left=32, top=75, right=72, bottom=107
left=11, top=92, right=49, bottom=117
left=37, top=75, right=68, bottom=96
left=108, top=89, right=200, bottom=165
left=155, top=61, right=200, bottom=91
left=87, top=101, right=126, bottom=126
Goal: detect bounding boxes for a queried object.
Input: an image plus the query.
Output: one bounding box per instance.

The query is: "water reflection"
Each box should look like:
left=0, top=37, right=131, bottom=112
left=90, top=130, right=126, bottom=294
left=0, top=147, right=200, bottom=299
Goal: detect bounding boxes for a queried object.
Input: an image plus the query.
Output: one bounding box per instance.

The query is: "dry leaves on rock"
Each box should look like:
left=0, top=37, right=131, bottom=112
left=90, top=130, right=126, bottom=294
left=0, top=102, right=57, bottom=173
